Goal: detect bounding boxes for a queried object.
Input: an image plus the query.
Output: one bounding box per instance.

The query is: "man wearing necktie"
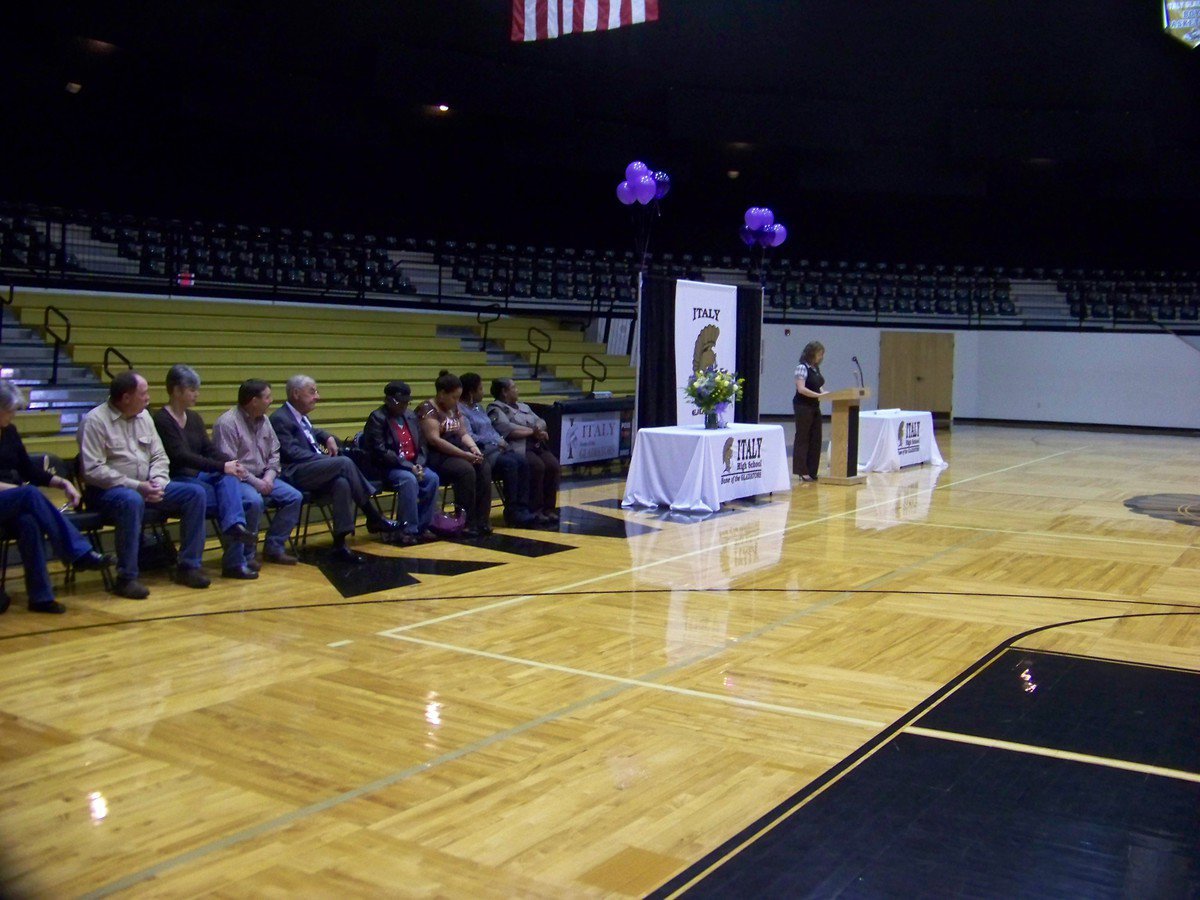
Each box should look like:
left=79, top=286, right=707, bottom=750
left=270, top=374, right=399, bottom=562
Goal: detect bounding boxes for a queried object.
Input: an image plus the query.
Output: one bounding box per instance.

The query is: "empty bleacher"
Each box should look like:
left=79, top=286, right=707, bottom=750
left=5, top=290, right=635, bottom=460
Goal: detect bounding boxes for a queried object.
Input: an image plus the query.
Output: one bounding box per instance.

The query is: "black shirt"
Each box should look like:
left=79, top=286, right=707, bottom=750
left=793, top=361, right=825, bottom=407
left=0, top=424, right=53, bottom=487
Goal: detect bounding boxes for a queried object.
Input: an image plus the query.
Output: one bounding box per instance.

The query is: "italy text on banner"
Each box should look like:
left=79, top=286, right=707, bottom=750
left=674, top=280, right=738, bottom=427
left=512, top=0, right=659, bottom=42
left=1164, top=1, right=1200, bottom=47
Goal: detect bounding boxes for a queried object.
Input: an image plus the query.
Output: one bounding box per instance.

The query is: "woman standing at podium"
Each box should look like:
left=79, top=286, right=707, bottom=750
left=793, top=341, right=829, bottom=482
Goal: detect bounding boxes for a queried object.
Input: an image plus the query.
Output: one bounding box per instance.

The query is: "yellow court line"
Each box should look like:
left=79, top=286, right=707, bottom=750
left=904, top=725, right=1200, bottom=783
left=379, top=445, right=1088, bottom=637
left=387, top=632, right=887, bottom=729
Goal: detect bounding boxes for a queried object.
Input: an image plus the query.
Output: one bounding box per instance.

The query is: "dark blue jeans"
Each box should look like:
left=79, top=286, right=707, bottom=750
left=176, top=472, right=247, bottom=569
left=384, top=466, right=440, bottom=535
left=87, top=481, right=208, bottom=581
left=240, top=479, right=303, bottom=560
left=0, top=485, right=94, bottom=604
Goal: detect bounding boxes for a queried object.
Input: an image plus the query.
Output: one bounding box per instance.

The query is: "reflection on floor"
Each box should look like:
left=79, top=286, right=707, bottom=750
left=656, top=650, right=1200, bottom=898
left=1124, top=493, right=1200, bottom=527
left=587, top=496, right=760, bottom=526
left=310, top=549, right=503, bottom=598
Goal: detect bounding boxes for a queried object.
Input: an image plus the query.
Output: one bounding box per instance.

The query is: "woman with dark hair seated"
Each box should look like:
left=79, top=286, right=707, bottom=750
left=458, top=372, right=540, bottom=527
left=487, top=378, right=560, bottom=524
left=0, top=379, right=111, bottom=614
left=416, top=371, right=494, bottom=537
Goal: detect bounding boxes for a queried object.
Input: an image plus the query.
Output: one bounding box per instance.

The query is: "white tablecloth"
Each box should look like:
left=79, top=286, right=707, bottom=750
left=622, top=423, right=792, bottom=513
left=857, top=409, right=947, bottom=473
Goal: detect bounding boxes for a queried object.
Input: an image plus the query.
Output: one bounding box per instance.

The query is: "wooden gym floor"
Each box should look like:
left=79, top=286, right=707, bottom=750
left=1, top=423, right=1198, bottom=897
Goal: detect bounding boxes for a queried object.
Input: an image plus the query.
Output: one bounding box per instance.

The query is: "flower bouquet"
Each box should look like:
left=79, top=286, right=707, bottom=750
left=684, top=365, right=744, bottom=428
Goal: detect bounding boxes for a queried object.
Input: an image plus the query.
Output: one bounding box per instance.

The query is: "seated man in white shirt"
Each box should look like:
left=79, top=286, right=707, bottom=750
left=78, top=370, right=211, bottom=599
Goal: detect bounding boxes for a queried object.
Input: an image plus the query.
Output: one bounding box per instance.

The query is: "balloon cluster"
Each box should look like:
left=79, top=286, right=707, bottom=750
left=739, top=207, right=788, bottom=247
left=616, top=160, right=671, bottom=206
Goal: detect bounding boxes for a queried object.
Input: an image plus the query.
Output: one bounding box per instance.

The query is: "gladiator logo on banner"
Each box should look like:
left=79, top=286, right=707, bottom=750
left=674, top=280, right=738, bottom=425
left=897, top=418, right=922, bottom=457
left=719, top=435, right=764, bottom=487
left=1164, top=1, right=1200, bottom=48
left=561, top=411, right=621, bottom=463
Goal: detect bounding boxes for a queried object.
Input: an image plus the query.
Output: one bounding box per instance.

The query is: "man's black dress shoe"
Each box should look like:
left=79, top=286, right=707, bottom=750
left=175, top=567, right=212, bottom=589
left=329, top=546, right=365, bottom=564
left=29, top=600, right=67, bottom=614
left=221, top=565, right=259, bottom=580
left=366, top=517, right=401, bottom=534
left=113, top=578, right=150, bottom=600
left=72, top=550, right=114, bottom=571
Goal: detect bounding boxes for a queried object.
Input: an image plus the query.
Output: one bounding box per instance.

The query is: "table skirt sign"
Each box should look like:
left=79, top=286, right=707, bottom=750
left=622, top=423, right=792, bottom=513
left=857, top=409, right=948, bottom=474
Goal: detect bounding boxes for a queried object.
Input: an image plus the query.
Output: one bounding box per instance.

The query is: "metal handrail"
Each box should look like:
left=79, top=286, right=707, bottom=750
left=476, top=304, right=502, bottom=350
left=527, top=326, right=552, bottom=377
left=103, top=347, right=133, bottom=380
left=581, top=353, right=608, bottom=394
left=43, top=305, right=71, bottom=385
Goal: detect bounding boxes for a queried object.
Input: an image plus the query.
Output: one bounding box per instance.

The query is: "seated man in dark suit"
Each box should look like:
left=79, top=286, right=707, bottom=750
left=361, top=380, right=440, bottom=546
left=269, top=374, right=399, bottom=562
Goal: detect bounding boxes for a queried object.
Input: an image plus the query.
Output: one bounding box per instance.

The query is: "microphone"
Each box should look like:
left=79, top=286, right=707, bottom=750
left=852, top=355, right=864, bottom=388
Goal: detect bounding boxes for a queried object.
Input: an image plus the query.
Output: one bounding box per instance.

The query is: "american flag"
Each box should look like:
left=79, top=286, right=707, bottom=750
left=511, top=0, right=659, bottom=42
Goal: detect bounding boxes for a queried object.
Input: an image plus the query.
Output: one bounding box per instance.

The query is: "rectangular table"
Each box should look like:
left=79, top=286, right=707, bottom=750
left=622, top=423, right=792, bottom=513
left=857, top=409, right=946, bottom=473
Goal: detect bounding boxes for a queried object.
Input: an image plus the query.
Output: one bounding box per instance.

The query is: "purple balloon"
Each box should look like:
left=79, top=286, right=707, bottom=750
left=739, top=225, right=756, bottom=246
left=757, top=225, right=776, bottom=247
left=626, top=160, right=650, bottom=182
left=771, top=223, right=788, bottom=247
left=616, top=180, right=636, bottom=205
left=745, top=206, right=774, bottom=231
left=652, top=171, right=671, bottom=199
left=633, top=174, right=657, bottom=205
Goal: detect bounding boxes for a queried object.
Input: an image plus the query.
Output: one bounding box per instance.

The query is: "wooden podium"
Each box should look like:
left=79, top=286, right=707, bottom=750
left=824, top=387, right=871, bottom=485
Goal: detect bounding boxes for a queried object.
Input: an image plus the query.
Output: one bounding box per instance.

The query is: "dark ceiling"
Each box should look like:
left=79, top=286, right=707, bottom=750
left=4, top=1, right=1198, bottom=265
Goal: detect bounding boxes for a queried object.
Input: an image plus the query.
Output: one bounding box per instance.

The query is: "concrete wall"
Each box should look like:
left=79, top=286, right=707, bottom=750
left=759, top=324, right=1200, bottom=429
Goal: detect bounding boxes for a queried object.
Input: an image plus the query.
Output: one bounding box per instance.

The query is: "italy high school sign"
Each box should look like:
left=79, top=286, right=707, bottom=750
left=1164, top=1, right=1200, bottom=48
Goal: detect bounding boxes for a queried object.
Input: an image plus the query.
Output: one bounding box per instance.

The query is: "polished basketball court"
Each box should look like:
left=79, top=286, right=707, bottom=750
left=1, top=422, right=1198, bottom=897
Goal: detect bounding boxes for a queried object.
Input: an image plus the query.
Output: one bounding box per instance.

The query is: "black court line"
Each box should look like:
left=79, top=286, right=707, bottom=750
left=649, top=611, right=1200, bottom=898
left=2, top=589, right=1200, bottom=642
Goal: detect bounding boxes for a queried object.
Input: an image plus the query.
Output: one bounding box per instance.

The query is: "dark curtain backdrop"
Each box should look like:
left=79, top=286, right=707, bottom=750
left=735, top=283, right=762, bottom=423
left=635, top=275, right=763, bottom=429
left=635, top=275, right=677, bottom=429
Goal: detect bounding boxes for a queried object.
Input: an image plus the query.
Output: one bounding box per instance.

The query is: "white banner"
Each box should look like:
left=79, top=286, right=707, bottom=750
left=560, top=410, right=621, bottom=464
left=674, top=280, right=738, bottom=426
